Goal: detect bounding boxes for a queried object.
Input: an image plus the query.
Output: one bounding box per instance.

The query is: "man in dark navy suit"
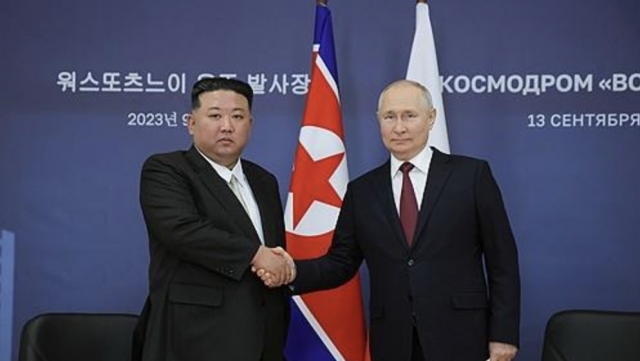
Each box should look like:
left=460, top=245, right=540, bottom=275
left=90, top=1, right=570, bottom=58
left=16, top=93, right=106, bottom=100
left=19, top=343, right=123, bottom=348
left=263, top=80, right=520, bottom=361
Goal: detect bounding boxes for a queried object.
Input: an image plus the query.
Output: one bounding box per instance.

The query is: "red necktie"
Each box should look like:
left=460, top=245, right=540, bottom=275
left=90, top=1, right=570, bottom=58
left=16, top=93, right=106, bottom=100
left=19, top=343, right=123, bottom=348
left=399, top=162, right=418, bottom=246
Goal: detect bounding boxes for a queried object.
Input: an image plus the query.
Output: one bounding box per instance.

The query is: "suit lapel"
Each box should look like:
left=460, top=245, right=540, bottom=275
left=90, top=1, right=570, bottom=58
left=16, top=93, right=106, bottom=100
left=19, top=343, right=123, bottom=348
left=413, top=149, right=453, bottom=248
left=372, top=161, right=410, bottom=250
left=186, top=146, right=260, bottom=242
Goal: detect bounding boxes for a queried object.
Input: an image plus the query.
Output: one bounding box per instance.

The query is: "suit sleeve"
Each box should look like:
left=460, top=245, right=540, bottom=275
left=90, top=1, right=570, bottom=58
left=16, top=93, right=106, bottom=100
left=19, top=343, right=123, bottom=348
left=293, top=184, right=365, bottom=294
left=475, top=161, right=521, bottom=347
left=140, top=155, right=260, bottom=281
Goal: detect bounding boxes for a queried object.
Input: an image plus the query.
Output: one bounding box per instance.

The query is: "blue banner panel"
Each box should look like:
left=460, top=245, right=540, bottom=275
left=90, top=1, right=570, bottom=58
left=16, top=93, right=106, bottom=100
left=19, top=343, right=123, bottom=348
left=1, top=0, right=639, bottom=360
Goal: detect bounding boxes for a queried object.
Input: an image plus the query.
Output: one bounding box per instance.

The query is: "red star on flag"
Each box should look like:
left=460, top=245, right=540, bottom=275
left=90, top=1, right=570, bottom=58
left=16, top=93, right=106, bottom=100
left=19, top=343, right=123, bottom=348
left=289, top=143, right=344, bottom=229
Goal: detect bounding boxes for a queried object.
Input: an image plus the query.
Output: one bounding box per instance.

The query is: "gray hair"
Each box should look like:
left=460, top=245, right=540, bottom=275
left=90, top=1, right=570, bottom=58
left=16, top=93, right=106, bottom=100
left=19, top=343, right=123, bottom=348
left=377, top=79, right=434, bottom=111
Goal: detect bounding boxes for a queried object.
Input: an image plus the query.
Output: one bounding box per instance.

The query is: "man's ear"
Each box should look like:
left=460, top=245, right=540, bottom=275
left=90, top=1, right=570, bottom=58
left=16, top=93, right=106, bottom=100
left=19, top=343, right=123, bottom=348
left=429, top=108, right=437, bottom=129
left=187, top=113, right=195, bottom=135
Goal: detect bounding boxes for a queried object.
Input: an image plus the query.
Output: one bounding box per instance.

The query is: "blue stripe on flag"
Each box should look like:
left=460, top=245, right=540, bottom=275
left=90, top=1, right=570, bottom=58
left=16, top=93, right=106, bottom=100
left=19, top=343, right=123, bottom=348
left=285, top=299, right=334, bottom=361
left=313, top=5, right=339, bottom=86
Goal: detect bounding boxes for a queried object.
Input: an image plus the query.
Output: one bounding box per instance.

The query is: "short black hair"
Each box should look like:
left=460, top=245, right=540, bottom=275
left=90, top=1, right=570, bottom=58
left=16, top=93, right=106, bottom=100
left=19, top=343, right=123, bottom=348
left=191, top=77, right=254, bottom=110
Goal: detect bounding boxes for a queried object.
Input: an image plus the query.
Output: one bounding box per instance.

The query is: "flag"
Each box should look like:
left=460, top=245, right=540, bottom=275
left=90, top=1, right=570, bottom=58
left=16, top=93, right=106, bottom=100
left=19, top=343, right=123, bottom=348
left=284, top=3, right=367, bottom=361
left=407, top=2, right=450, bottom=153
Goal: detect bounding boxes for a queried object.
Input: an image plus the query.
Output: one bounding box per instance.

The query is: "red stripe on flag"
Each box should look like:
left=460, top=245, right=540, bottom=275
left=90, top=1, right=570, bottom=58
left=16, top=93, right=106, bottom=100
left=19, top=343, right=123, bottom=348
left=299, top=57, right=344, bottom=138
left=288, top=233, right=367, bottom=361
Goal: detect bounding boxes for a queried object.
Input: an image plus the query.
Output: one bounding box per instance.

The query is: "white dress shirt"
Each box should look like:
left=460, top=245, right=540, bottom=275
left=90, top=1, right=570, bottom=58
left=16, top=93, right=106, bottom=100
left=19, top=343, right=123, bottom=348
left=196, top=148, right=265, bottom=244
left=390, top=145, right=433, bottom=213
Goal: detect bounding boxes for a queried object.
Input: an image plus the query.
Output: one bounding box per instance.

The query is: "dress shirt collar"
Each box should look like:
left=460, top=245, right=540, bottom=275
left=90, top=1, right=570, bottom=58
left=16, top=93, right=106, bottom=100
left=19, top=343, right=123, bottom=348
left=194, top=146, right=245, bottom=184
left=390, top=145, right=433, bottom=177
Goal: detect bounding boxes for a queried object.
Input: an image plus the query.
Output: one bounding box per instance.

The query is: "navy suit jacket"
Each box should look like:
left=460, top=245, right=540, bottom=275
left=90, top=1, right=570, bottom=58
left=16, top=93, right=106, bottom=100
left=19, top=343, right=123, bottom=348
left=294, top=148, right=520, bottom=361
left=134, top=146, right=289, bottom=361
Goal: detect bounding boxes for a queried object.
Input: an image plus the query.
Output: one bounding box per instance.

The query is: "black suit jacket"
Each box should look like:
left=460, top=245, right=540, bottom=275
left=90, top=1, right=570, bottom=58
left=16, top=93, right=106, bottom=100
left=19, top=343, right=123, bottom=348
left=134, top=146, right=289, bottom=361
left=294, top=148, right=520, bottom=361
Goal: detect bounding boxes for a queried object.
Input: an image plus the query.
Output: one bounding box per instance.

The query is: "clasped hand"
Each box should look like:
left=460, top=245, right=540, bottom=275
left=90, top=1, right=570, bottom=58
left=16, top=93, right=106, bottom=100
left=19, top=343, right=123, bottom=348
left=251, top=246, right=296, bottom=287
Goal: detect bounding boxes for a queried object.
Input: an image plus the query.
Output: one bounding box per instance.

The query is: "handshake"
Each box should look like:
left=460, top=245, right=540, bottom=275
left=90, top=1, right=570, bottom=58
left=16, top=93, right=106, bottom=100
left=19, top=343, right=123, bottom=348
left=251, top=245, right=296, bottom=288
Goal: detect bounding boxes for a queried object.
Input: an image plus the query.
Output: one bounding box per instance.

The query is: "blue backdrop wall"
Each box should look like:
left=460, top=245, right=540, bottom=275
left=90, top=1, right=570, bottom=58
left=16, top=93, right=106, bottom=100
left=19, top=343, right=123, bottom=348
left=1, top=0, right=639, bottom=360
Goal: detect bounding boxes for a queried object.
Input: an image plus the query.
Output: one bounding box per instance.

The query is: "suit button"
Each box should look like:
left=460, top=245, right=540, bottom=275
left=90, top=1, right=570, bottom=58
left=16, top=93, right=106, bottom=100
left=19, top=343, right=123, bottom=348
left=407, top=259, right=415, bottom=267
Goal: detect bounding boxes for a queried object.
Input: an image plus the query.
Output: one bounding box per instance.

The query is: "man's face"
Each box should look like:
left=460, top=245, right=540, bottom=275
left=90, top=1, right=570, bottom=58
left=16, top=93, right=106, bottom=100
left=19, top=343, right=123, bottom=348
left=377, top=84, right=435, bottom=161
left=188, top=90, right=252, bottom=167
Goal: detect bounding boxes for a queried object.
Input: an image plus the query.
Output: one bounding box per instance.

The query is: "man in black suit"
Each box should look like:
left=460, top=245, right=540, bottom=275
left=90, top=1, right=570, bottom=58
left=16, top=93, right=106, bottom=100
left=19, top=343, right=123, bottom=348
left=262, top=80, right=520, bottom=361
left=134, top=77, right=292, bottom=361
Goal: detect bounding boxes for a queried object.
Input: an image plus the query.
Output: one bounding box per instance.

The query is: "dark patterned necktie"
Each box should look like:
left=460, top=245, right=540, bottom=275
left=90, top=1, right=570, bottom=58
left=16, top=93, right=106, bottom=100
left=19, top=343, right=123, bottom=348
left=399, top=162, right=418, bottom=246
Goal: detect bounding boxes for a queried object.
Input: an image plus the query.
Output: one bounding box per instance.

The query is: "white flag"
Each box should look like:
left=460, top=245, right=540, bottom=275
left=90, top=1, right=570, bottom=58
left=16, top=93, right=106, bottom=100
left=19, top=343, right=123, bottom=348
left=407, top=2, right=450, bottom=153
